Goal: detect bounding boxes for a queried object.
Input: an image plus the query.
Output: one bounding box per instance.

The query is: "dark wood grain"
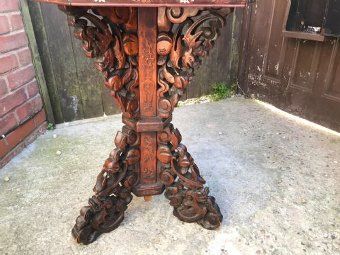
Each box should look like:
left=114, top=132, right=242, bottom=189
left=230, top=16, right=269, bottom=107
left=36, top=0, right=247, bottom=7
left=134, top=8, right=164, bottom=196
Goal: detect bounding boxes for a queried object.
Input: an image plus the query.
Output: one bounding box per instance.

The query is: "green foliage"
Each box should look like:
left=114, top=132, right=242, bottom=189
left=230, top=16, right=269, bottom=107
left=211, top=82, right=236, bottom=101
left=47, top=123, right=55, bottom=131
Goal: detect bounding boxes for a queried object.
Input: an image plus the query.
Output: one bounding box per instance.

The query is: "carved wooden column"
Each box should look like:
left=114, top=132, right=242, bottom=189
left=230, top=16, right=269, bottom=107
left=56, top=5, right=235, bottom=245
left=134, top=8, right=164, bottom=196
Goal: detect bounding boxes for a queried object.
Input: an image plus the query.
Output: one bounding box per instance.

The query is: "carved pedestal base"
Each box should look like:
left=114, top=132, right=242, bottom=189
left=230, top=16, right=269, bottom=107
left=60, top=6, right=231, bottom=244
left=72, top=124, right=223, bottom=244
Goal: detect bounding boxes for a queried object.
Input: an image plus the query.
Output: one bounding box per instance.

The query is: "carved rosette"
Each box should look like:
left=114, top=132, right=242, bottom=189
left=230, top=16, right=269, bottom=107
left=156, top=7, right=233, bottom=229
left=59, top=7, right=140, bottom=244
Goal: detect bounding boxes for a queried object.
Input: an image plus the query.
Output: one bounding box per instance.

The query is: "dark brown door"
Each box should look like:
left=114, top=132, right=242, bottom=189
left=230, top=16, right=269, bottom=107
left=240, top=0, right=340, bottom=131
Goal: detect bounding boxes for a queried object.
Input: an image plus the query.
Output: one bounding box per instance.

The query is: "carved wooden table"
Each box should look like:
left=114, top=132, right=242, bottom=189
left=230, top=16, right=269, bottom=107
left=36, top=0, right=246, bottom=244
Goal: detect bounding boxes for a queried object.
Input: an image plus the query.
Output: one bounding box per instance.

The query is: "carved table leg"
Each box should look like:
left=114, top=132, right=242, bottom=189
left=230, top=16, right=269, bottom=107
left=158, top=124, right=223, bottom=229
left=59, top=6, right=141, bottom=244
left=156, top=7, right=233, bottom=229
left=72, top=125, right=139, bottom=244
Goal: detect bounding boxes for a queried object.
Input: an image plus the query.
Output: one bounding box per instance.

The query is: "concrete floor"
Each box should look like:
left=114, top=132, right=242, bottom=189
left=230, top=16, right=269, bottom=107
left=0, top=98, right=339, bottom=255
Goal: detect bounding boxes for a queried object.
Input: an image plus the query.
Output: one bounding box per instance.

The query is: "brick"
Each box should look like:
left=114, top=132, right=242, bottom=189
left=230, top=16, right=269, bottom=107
left=0, top=111, right=18, bottom=135
left=7, top=64, right=35, bottom=91
left=0, top=53, right=18, bottom=74
left=15, top=95, right=43, bottom=123
left=33, top=109, right=46, bottom=126
left=0, top=15, right=10, bottom=34
left=0, top=137, right=10, bottom=158
left=0, top=86, right=27, bottom=117
left=9, top=13, right=23, bottom=31
left=26, top=79, right=39, bottom=97
left=0, top=78, right=9, bottom=97
left=0, top=31, right=28, bottom=53
left=0, top=141, right=20, bottom=165
left=0, top=117, right=35, bottom=158
left=0, top=120, right=46, bottom=166
left=14, top=100, right=33, bottom=123
left=0, top=0, right=19, bottom=13
left=17, top=47, right=32, bottom=66
left=0, top=109, right=46, bottom=159
left=31, top=95, right=43, bottom=111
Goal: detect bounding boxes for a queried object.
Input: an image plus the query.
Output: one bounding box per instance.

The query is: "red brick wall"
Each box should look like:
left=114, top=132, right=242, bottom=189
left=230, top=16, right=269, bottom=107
left=0, top=0, right=47, bottom=168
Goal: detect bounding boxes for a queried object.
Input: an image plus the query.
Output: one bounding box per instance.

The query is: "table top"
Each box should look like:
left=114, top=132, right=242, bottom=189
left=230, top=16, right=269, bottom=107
left=35, top=0, right=247, bottom=8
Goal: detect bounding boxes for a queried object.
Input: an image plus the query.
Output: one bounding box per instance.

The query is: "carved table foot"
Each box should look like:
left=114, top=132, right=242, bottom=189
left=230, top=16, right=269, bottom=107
left=72, top=125, right=139, bottom=244
left=154, top=7, right=232, bottom=230
left=158, top=124, right=223, bottom=229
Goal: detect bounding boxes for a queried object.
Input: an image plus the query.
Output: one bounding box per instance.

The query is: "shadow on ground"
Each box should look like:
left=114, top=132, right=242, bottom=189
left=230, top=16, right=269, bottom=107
left=0, top=98, right=339, bottom=255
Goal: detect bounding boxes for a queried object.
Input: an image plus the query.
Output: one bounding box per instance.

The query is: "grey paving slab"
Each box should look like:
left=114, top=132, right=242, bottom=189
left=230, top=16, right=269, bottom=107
left=0, top=98, right=339, bottom=255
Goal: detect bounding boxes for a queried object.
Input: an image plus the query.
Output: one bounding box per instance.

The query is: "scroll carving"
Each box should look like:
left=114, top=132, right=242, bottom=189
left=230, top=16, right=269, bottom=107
left=60, top=6, right=139, bottom=120
left=157, top=7, right=232, bottom=119
left=60, top=6, right=140, bottom=244
left=158, top=123, right=223, bottom=229
left=71, top=125, right=140, bottom=244
left=156, top=7, right=233, bottom=229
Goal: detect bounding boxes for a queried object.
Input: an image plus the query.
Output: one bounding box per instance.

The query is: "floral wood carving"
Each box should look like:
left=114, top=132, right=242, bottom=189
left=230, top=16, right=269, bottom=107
left=156, top=7, right=233, bottom=229
left=59, top=6, right=140, bottom=244
left=60, top=6, right=139, bottom=120
left=60, top=6, right=232, bottom=244
left=72, top=125, right=140, bottom=244
left=158, top=123, right=223, bottom=229
left=157, top=7, right=232, bottom=119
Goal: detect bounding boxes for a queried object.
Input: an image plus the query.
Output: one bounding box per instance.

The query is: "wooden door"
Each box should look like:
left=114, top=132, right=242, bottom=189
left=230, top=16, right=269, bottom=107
left=240, top=0, right=340, bottom=131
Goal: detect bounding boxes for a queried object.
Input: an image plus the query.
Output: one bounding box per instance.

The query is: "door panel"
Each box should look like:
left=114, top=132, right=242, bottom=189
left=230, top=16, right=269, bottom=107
left=241, top=0, right=340, bottom=131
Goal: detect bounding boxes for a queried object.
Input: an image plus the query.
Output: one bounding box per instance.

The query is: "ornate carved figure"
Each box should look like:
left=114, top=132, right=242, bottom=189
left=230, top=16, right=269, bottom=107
left=60, top=6, right=232, bottom=244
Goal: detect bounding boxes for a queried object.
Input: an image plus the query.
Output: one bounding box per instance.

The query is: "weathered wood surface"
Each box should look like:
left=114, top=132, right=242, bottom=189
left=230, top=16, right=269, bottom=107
left=28, top=2, right=243, bottom=123
left=28, top=2, right=121, bottom=123
left=188, top=8, right=243, bottom=99
left=20, top=0, right=55, bottom=123
left=239, top=0, right=340, bottom=131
